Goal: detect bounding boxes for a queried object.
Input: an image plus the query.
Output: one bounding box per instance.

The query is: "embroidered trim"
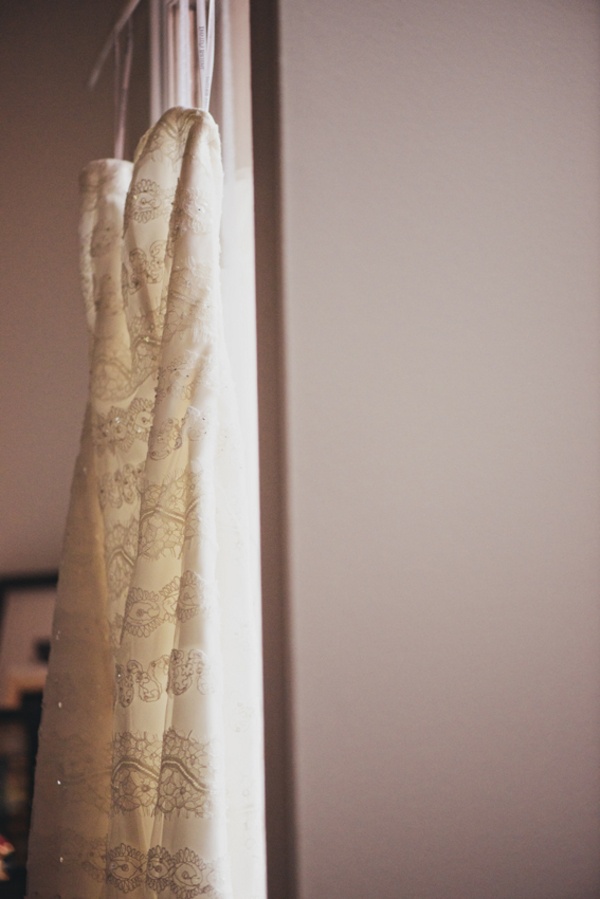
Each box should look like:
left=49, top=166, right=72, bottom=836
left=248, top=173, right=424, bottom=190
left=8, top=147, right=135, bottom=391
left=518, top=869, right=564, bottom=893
left=162, top=261, right=215, bottom=345
left=122, top=241, right=167, bottom=296
left=157, top=728, right=213, bottom=817
left=149, top=409, right=210, bottom=461
left=38, top=832, right=223, bottom=898
left=178, top=569, right=211, bottom=621
left=122, top=570, right=209, bottom=638
left=116, top=648, right=211, bottom=707
left=107, top=842, right=222, bottom=898
left=155, top=349, right=215, bottom=405
left=148, top=845, right=221, bottom=898
left=123, top=178, right=174, bottom=230
left=134, top=108, right=200, bottom=169
left=98, top=462, right=144, bottom=509
left=93, top=397, right=153, bottom=455
left=105, top=516, right=139, bottom=603
left=122, top=576, right=179, bottom=637
left=110, top=729, right=213, bottom=819
left=116, top=656, right=170, bottom=706
left=167, top=648, right=211, bottom=696
left=171, top=186, right=212, bottom=239
left=111, top=732, right=162, bottom=814
left=149, top=416, right=184, bottom=460
left=138, top=471, right=203, bottom=559
left=61, top=828, right=107, bottom=883
left=107, top=842, right=146, bottom=893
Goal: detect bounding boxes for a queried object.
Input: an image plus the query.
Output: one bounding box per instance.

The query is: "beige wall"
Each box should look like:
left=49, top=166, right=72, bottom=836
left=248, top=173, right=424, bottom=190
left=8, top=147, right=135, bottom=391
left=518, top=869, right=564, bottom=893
left=0, top=0, right=148, bottom=573
left=277, top=1, right=600, bottom=897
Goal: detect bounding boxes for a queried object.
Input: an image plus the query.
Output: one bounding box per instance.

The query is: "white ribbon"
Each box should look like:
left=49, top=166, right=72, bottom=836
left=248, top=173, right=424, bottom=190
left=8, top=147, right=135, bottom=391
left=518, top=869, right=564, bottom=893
left=178, top=0, right=192, bottom=107
left=197, top=0, right=215, bottom=111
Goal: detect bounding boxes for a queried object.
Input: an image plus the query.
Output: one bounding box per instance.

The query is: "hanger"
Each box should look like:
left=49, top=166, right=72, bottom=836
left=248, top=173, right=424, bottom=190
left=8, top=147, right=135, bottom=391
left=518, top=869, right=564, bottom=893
left=113, top=19, right=134, bottom=159
left=88, top=0, right=143, bottom=91
left=88, top=0, right=216, bottom=116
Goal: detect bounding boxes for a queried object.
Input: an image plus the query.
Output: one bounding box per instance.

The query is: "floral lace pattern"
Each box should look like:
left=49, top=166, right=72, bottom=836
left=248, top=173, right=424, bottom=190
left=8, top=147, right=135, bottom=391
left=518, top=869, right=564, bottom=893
left=157, top=728, right=213, bottom=817
left=111, top=729, right=213, bottom=819
left=171, top=186, right=212, bottom=239
left=162, top=260, right=216, bottom=344
left=138, top=470, right=204, bottom=559
left=167, top=647, right=212, bottom=696
left=116, top=656, right=170, bottom=705
left=148, top=409, right=209, bottom=461
left=155, top=349, right=212, bottom=404
left=108, top=843, right=223, bottom=898
left=105, top=515, right=139, bottom=606
left=61, top=829, right=108, bottom=884
left=107, top=843, right=147, bottom=893
left=98, top=462, right=145, bottom=509
left=122, top=575, right=180, bottom=637
left=111, top=732, right=163, bottom=815
left=123, top=178, right=174, bottom=230
left=93, top=397, right=154, bottom=455
left=42, top=830, right=223, bottom=899
left=116, top=647, right=212, bottom=708
left=28, top=107, right=265, bottom=899
left=134, top=108, right=200, bottom=169
left=122, top=241, right=167, bottom=296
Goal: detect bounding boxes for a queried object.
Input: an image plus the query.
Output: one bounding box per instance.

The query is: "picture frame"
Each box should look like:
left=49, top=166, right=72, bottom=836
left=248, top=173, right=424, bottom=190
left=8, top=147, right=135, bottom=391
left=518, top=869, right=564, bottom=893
left=0, top=574, right=57, bottom=711
left=0, top=710, right=31, bottom=873
left=0, top=573, right=58, bottom=884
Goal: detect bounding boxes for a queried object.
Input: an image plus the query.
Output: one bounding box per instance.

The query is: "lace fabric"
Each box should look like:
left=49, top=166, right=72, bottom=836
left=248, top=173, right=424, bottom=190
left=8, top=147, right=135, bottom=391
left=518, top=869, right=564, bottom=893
left=27, top=108, right=265, bottom=899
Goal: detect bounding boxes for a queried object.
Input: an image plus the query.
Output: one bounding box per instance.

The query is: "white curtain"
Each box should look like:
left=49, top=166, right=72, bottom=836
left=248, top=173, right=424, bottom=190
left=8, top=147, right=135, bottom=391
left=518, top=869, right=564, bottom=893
left=27, top=6, right=265, bottom=899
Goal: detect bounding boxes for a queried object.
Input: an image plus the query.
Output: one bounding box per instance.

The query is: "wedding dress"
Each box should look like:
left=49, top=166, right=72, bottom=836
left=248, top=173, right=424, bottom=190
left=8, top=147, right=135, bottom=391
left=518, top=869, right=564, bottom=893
left=27, top=107, right=265, bottom=899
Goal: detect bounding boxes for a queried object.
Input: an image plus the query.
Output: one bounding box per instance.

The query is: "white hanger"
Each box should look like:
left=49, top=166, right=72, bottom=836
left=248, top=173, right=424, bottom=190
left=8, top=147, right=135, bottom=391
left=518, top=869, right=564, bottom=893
left=113, top=19, right=134, bottom=159
left=89, top=0, right=216, bottom=120
left=88, top=0, right=143, bottom=91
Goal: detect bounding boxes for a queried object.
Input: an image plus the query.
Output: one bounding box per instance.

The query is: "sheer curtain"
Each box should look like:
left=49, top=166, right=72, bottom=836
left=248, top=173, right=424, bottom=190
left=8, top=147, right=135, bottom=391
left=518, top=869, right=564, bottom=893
left=27, top=4, right=265, bottom=898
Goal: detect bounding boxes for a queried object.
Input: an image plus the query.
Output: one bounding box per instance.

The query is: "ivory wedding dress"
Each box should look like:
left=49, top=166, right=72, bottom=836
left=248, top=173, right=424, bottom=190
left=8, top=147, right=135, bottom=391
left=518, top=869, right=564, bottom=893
left=27, top=107, right=265, bottom=899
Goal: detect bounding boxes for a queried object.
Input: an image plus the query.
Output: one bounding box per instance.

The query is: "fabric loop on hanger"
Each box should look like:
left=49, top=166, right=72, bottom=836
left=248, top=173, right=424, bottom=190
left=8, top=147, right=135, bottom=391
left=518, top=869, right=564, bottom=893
left=197, top=0, right=216, bottom=111
left=114, top=18, right=134, bottom=159
left=178, top=0, right=192, bottom=107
